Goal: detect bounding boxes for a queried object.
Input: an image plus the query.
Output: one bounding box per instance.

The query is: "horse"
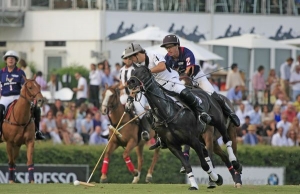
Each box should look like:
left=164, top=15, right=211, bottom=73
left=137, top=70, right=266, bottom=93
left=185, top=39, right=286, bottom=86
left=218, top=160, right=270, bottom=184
left=1, top=76, right=44, bottom=183
left=180, top=75, right=242, bottom=188
left=100, top=84, right=159, bottom=183
left=128, top=66, right=224, bottom=190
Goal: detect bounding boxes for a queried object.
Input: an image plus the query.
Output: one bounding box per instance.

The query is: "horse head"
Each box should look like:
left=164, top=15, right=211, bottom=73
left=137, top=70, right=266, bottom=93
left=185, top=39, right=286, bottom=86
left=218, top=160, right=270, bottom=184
left=127, top=64, right=152, bottom=94
left=101, top=84, right=120, bottom=115
left=21, top=75, right=44, bottom=107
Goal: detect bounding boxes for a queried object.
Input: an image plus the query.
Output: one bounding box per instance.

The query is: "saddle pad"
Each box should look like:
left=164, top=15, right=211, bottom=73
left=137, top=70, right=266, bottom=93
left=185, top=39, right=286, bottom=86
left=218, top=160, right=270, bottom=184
left=5, top=100, right=17, bottom=120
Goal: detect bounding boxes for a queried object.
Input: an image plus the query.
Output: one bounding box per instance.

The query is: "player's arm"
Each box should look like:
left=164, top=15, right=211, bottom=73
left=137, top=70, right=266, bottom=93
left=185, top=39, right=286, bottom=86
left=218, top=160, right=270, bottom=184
left=184, top=49, right=196, bottom=76
left=150, top=53, right=167, bottom=73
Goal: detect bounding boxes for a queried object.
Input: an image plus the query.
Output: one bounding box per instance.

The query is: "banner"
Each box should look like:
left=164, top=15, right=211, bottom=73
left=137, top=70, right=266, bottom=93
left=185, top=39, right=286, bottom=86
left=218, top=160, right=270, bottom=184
left=0, top=164, right=89, bottom=184
left=186, top=166, right=285, bottom=185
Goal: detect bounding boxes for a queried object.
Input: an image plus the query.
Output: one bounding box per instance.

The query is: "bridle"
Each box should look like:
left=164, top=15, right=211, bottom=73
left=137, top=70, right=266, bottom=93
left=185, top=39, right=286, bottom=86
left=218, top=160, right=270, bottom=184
left=102, top=88, right=120, bottom=113
left=19, top=79, right=42, bottom=105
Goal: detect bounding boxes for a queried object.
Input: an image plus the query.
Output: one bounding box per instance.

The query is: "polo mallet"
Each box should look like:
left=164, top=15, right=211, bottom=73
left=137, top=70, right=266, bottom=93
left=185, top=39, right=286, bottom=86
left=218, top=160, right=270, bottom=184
left=86, top=111, right=126, bottom=184
left=86, top=111, right=146, bottom=184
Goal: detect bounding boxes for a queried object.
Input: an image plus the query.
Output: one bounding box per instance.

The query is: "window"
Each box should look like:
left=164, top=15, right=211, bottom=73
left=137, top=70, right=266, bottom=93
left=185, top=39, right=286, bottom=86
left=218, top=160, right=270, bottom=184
left=0, top=42, right=6, bottom=47
left=45, top=41, right=66, bottom=47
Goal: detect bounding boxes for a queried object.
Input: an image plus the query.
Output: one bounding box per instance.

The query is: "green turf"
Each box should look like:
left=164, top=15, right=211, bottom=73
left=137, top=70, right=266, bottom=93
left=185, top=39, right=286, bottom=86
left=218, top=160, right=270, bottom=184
left=1, top=184, right=299, bottom=194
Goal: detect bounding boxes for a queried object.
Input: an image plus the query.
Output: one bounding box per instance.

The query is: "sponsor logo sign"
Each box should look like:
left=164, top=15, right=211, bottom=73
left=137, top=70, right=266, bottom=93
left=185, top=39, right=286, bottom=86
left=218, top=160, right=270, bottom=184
left=0, top=164, right=89, bottom=184
left=186, top=166, right=285, bottom=185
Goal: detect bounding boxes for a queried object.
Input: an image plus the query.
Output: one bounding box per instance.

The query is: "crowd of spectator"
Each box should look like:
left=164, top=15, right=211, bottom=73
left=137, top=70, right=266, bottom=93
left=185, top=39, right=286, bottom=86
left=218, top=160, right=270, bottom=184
left=222, top=55, right=300, bottom=147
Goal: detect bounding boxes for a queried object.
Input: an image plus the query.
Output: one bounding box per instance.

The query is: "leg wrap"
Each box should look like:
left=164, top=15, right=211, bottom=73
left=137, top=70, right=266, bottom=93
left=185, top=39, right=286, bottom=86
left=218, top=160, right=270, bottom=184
left=28, top=164, right=34, bottom=182
left=101, top=158, right=109, bottom=174
left=8, top=164, right=16, bottom=181
left=124, top=156, right=135, bottom=172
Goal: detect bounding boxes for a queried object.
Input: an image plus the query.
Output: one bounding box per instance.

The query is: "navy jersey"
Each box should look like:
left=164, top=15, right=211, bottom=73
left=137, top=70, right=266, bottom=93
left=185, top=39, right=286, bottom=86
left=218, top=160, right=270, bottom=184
left=165, top=47, right=200, bottom=77
left=0, top=67, right=26, bottom=96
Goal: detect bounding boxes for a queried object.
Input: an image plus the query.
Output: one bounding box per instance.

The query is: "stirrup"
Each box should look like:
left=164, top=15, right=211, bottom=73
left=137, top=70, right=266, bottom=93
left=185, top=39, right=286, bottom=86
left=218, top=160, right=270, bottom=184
left=200, top=112, right=211, bottom=124
left=141, top=131, right=150, bottom=141
left=149, top=137, right=162, bottom=150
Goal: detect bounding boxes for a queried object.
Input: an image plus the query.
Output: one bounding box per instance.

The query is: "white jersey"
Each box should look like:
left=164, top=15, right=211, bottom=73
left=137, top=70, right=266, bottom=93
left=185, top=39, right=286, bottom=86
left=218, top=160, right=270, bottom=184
left=119, top=65, right=135, bottom=95
left=140, top=51, right=179, bottom=85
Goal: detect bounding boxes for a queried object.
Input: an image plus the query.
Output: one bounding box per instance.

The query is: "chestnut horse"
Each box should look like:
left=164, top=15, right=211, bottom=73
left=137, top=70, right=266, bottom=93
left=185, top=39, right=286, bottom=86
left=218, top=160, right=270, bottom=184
left=100, top=85, right=159, bottom=183
left=1, top=76, right=44, bottom=183
left=180, top=75, right=242, bottom=188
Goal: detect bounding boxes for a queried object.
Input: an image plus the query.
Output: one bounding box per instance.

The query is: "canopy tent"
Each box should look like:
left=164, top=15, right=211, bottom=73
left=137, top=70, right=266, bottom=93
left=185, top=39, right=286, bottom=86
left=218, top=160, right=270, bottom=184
left=117, top=26, right=169, bottom=42
left=201, top=34, right=297, bottom=49
left=144, top=38, right=223, bottom=61
left=278, top=38, right=300, bottom=46
left=200, top=34, right=300, bottom=94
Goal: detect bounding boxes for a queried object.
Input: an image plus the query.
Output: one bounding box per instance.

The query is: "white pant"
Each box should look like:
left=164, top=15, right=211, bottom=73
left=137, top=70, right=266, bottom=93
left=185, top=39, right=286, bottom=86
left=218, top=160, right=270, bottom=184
left=162, top=77, right=186, bottom=94
left=0, top=95, right=20, bottom=109
left=50, top=131, right=62, bottom=145
left=120, top=93, right=148, bottom=119
left=194, top=71, right=215, bottom=95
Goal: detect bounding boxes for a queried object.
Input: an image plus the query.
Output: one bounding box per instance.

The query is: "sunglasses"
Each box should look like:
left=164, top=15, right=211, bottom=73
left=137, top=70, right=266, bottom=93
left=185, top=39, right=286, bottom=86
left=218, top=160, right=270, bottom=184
left=165, top=45, right=175, bottom=49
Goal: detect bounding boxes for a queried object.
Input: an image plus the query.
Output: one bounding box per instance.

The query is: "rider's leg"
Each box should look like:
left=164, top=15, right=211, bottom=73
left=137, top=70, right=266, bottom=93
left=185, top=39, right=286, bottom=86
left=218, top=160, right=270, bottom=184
left=33, top=107, right=45, bottom=140
left=0, top=104, right=5, bottom=136
left=133, top=93, right=150, bottom=141
left=179, top=88, right=211, bottom=124
left=211, top=92, right=240, bottom=127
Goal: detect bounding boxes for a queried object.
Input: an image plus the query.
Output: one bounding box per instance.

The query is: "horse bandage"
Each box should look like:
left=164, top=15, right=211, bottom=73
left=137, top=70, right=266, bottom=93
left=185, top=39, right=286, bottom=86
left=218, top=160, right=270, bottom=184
left=101, top=158, right=109, bottom=174
left=124, top=156, right=135, bottom=172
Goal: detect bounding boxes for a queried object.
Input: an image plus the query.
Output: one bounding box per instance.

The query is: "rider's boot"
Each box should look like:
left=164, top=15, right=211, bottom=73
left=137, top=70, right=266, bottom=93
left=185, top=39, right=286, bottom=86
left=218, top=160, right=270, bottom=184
left=179, top=88, right=211, bottom=124
left=211, top=92, right=240, bottom=127
left=149, top=136, right=164, bottom=150
left=0, top=104, right=5, bottom=137
left=140, top=116, right=150, bottom=141
left=33, top=107, right=45, bottom=140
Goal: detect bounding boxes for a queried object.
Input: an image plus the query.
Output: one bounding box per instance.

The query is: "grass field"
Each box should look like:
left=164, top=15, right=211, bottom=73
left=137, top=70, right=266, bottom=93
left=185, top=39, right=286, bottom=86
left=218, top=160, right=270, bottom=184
left=1, top=184, right=299, bottom=194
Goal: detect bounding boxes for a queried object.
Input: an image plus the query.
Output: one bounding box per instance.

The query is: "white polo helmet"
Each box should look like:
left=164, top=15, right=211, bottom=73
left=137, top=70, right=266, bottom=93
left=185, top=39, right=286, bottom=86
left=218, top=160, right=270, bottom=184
left=123, top=43, right=145, bottom=59
left=3, top=50, right=19, bottom=62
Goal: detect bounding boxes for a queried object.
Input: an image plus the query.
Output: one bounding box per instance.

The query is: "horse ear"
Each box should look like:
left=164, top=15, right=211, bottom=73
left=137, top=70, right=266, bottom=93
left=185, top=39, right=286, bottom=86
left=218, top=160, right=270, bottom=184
left=32, top=74, right=37, bottom=80
left=133, top=64, right=138, bottom=69
left=22, top=75, right=27, bottom=81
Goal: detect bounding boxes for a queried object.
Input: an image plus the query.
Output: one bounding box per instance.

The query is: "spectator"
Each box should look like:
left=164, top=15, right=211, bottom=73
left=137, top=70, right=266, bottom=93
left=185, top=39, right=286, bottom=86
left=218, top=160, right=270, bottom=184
left=248, top=104, right=262, bottom=126
left=43, top=111, right=62, bottom=144
left=267, top=69, right=279, bottom=92
left=289, top=117, right=300, bottom=136
left=241, top=115, right=251, bottom=136
left=89, top=63, right=101, bottom=108
left=274, top=93, right=288, bottom=112
left=47, top=74, right=62, bottom=104
left=293, top=94, right=300, bottom=112
left=273, top=105, right=281, bottom=123
left=19, top=59, right=32, bottom=79
left=64, top=102, right=77, bottom=117
left=290, top=65, right=300, bottom=101
left=287, top=129, right=299, bottom=146
left=225, top=63, right=245, bottom=90
left=271, top=83, right=288, bottom=101
left=81, top=113, right=94, bottom=144
left=282, top=103, right=297, bottom=123
left=55, top=111, right=71, bottom=145
left=93, top=111, right=102, bottom=130
left=276, top=113, right=291, bottom=138
left=243, top=125, right=259, bottom=146
left=208, top=78, right=219, bottom=92
left=73, top=72, right=88, bottom=108
left=201, top=61, right=218, bottom=78
left=261, top=105, right=274, bottom=123
left=101, top=67, right=114, bottom=88
left=63, top=111, right=76, bottom=142
left=51, top=99, right=65, bottom=117
left=280, top=57, right=294, bottom=98
left=112, top=62, right=122, bottom=83
left=89, top=126, right=107, bottom=145
left=227, top=85, right=243, bottom=105
left=235, top=103, right=248, bottom=125
left=252, top=65, right=266, bottom=105
left=35, top=71, right=47, bottom=91
left=271, top=127, right=288, bottom=146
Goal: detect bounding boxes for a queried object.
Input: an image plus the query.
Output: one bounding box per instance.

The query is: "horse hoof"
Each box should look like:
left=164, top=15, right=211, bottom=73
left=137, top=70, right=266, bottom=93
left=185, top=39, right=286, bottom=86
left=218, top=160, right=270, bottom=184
left=232, top=161, right=243, bottom=173
left=235, top=183, right=242, bottom=188
left=207, top=181, right=216, bottom=189
left=100, top=178, right=108, bottom=183
left=145, top=175, right=152, bottom=183
left=179, top=166, right=186, bottom=174
left=188, top=186, right=198, bottom=190
left=132, top=171, right=141, bottom=184
left=215, top=174, right=223, bottom=186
